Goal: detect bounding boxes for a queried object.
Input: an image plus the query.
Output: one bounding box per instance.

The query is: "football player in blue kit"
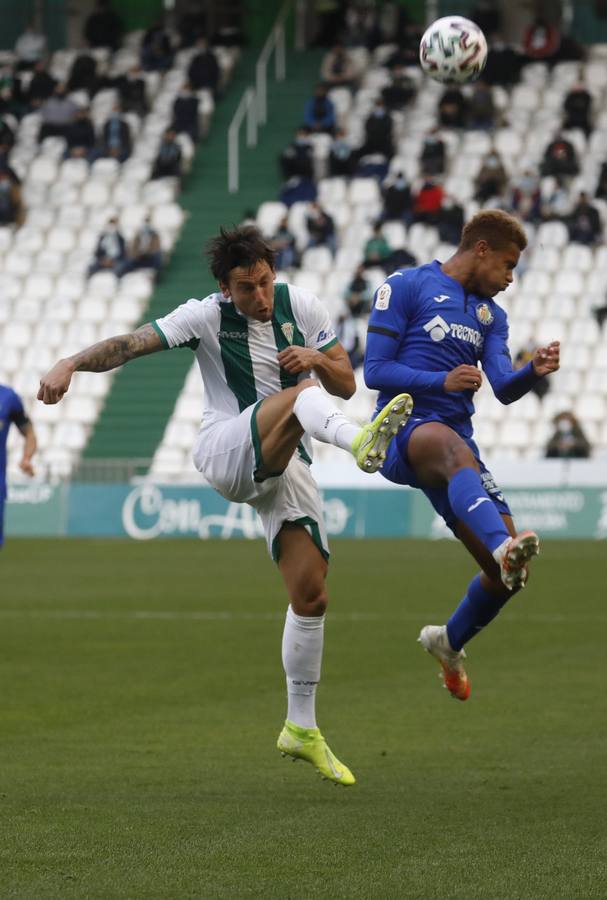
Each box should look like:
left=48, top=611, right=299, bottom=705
left=364, top=210, right=560, bottom=700
left=0, top=383, right=37, bottom=548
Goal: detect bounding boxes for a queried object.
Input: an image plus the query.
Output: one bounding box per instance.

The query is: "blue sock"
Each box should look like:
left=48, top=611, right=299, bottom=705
left=447, top=467, right=509, bottom=553
left=447, top=575, right=509, bottom=650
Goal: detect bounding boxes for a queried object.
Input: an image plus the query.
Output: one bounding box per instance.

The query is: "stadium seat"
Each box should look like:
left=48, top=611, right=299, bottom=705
left=256, top=201, right=288, bottom=237
left=300, top=246, right=333, bottom=274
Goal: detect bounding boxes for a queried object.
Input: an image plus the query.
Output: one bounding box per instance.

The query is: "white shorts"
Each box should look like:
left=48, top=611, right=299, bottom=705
left=193, top=402, right=329, bottom=562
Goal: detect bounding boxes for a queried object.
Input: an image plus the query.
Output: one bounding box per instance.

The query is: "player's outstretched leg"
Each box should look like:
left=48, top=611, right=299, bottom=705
left=351, top=393, right=413, bottom=473
left=418, top=625, right=470, bottom=701
left=277, top=721, right=356, bottom=786
left=492, top=530, right=540, bottom=590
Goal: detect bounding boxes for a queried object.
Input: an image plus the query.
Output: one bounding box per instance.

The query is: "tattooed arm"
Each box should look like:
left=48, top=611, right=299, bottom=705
left=38, top=323, right=164, bottom=405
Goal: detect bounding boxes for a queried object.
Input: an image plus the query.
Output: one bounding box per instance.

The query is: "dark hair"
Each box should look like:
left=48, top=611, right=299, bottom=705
left=206, top=225, right=276, bottom=284
left=460, top=209, right=527, bottom=252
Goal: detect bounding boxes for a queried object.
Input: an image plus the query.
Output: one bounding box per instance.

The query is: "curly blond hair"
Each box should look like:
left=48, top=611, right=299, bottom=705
left=460, top=210, right=528, bottom=251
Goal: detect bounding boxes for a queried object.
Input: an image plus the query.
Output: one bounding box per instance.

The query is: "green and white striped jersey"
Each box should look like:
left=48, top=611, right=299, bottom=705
left=153, top=282, right=338, bottom=433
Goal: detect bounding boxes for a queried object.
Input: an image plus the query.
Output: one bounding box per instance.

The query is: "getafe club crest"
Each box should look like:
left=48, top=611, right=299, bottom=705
left=475, top=303, right=493, bottom=326
left=281, top=322, right=295, bottom=344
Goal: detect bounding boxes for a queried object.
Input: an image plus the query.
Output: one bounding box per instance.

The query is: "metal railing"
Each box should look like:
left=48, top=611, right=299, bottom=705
left=227, top=0, right=306, bottom=193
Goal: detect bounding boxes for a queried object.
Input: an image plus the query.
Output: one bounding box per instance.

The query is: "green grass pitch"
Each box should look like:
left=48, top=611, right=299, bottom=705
left=1, top=538, right=605, bottom=899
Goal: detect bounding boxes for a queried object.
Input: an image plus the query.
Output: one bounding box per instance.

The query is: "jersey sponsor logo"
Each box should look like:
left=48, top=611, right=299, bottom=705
left=433, top=294, right=450, bottom=303
left=317, top=328, right=335, bottom=343
left=423, top=316, right=484, bottom=347
left=375, top=283, right=392, bottom=310
left=281, top=322, right=295, bottom=344
left=423, top=314, right=450, bottom=342
left=217, top=330, right=247, bottom=340
left=476, top=303, right=494, bottom=325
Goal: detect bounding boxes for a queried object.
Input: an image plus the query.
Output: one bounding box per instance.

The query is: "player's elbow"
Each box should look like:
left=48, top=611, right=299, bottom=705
left=340, top=375, right=356, bottom=400
left=363, top=359, right=382, bottom=391
left=495, top=390, right=515, bottom=405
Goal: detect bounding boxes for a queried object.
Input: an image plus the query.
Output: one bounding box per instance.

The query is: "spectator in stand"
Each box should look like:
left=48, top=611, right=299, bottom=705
left=335, top=311, right=364, bottom=369
left=88, top=217, right=128, bottom=277
left=312, top=0, right=344, bottom=47
left=384, top=22, right=424, bottom=70
left=482, top=38, right=525, bottom=86
left=66, top=106, right=97, bottom=160
left=540, top=175, right=572, bottom=222
left=562, top=81, right=593, bottom=136
left=595, top=162, right=607, bottom=201
left=540, top=133, right=579, bottom=178
left=177, top=2, right=207, bottom=48
left=359, top=98, right=394, bottom=159
left=100, top=104, right=132, bottom=162
left=344, top=264, right=373, bottom=317
left=510, top=170, right=541, bottom=223
left=413, top=178, right=445, bottom=225
left=14, top=22, right=47, bottom=71
left=0, top=170, right=24, bottom=226
left=438, top=87, right=468, bottom=129
left=280, top=127, right=314, bottom=180
left=123, top=216, right=163, bottom=278
left=514, top=339, right=550, bottom=399
left=470, top=1, right=502, bottom=37
left=592, top=293, right=607, bottom=328
left=340, top=3, right=381, bottom=50
left=187, top=38, right=220, bottom=96
left=116, top=65, right=148, bottom=116
left=305, top=200, right=336, bottom=254
left=25, top=60, right=56, bottom=109
left=141, top=20, right=173, bottom=72
left=67, top=54, right=101, bottom=97
left=270, top=216, right=299, bottom=270
left=362, top=223, right=392, bottom=272
left=84, top=0, right=123, bottom=51
left=475, top=148, right=508, bottom=202
left=303, top=84, right=336, bottom=135
left=545, top=411, right=591, bottom=459
left=419, top=128, right=446, bottom=176
left=567, top=192, right=602, bottom=245
left=320, top=43, right=358, bottom=91
left=151, top=128, right=183, bottom=180
left=381, top=170, right=412, bottom=224
left=523, top=15, right=561, bottom=61
left=279, top=175, right=317, bottom=207
left=328, top=128, right=356, bottom=177
left=437, top=197, right=465, bottom=245
left=172, top=82, right=200, bottom=142
left=38, top=83, right=78, bottom=141
left=466, top=79, right=496, bottom=130
left=381, top=64, right=416, bottom=112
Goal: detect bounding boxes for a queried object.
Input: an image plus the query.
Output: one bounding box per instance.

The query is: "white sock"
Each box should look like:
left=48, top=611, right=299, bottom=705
left=281, top=604, right=325, bottom=729
left=293, top=385, right=359, bottom=452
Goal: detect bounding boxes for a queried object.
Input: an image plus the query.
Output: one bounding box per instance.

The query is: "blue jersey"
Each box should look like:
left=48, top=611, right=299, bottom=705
left=365, top=261, right=540, bottom=438
left=0, top=384, right=27, bottom=498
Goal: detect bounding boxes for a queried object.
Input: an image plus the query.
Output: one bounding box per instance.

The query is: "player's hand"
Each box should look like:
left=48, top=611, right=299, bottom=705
left=532, top=341, right=560, bottom=376
left=277, top=346, right=320, bottom=374
left=19, top=458, right=35, bottom=477
left=444, top=365, right=483, bottom=393
left=37, top=359, right=75, bottom=404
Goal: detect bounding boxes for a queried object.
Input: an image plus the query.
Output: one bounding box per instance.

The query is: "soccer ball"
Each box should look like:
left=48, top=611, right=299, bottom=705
left=419, top=16, right=488, bottom=84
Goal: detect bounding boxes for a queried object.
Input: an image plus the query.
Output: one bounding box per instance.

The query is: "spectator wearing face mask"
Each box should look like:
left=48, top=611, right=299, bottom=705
left=328, top=128, right=356, bottom=177
left=100, top=104, right=132, bottom=161
left=545, top=412, right=591, bottom=459
left=567, top=192, right=602, bottom=245
left=279, top=127, right=314, bottom=180
left=359, top=98, right=394, bottom=159
left=475, top=148, right=509, bottom=203
left=123, top=216, right=163, bottom=277
left=88, top=217, right=128, bottom=277
left=303, top=84, right=336, bottom=135
left=511, top=170, right=541, bottom=223
left=381, top=170, right=412, bottom=224
left=562, top=81, right=593, bottom=137
left=419, top=128, right=446, bottom=176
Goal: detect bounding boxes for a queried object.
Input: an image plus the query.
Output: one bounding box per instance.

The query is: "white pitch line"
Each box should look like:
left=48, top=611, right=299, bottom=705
left=0, top=609, right=605, bottom=624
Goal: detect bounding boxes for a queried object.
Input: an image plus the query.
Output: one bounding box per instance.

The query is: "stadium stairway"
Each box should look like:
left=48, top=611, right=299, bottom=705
left=83, top=47, right=324, bottom=466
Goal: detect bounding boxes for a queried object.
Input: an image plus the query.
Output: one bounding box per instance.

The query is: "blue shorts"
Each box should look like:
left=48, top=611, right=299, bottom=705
left=381, top=414, right=512, bottom=534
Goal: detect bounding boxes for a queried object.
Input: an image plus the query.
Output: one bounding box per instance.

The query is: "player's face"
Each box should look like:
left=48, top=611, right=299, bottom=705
left=221, top=260, right=275, bottom=322
left=474, top=241, right=520, bottom=297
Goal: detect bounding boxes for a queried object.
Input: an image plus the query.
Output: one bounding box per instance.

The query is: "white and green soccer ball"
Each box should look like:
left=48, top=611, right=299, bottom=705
left=419, top=16, right=488, bottom=84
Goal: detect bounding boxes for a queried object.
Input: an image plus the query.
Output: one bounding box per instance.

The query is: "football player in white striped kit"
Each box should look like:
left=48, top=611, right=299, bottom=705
left=38, top=225, right=412, bottom=786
